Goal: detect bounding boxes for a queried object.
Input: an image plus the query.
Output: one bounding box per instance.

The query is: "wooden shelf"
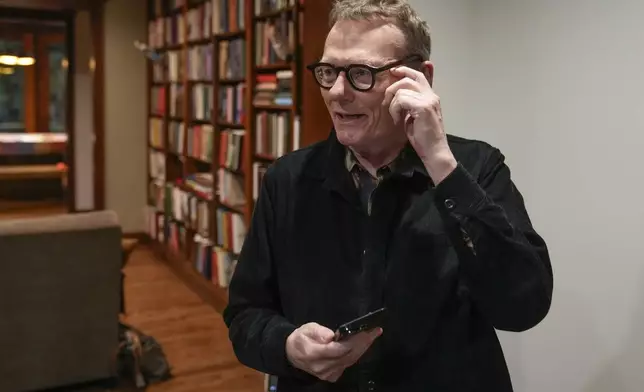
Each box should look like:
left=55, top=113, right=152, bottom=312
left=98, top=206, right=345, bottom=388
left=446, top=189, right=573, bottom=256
left=214, top=30, right=245, bottom=40
left=255, top=62, right=292, bottom=72
left=253, top=104, right=293, bottom=111
left=144, top=0, right=334, bottom=316
left=254, top=6, right=296, bottom=21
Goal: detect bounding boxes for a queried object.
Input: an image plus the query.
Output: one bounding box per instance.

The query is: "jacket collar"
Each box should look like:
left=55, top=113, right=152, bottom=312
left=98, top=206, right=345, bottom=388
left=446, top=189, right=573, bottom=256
left=305, top=130, right=430, bottom=201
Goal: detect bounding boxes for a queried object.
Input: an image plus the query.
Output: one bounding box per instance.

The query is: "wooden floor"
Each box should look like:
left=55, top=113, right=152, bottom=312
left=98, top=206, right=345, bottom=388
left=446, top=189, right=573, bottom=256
left=121, top=245, right=264, bottom=392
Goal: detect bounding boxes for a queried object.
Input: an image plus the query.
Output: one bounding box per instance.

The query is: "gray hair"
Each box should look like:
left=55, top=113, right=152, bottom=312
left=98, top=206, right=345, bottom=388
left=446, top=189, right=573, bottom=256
left=329, top=0, right=432, bottom=61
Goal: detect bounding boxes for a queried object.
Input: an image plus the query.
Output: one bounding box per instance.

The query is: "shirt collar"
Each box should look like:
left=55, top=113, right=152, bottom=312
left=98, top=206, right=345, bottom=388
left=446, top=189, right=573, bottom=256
left=344, top=143, right=428, bottom=178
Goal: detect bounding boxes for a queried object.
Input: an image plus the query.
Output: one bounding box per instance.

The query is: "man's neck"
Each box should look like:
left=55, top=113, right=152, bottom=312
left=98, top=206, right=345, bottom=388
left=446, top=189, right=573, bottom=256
left=350, top=139, right=406, bottom=177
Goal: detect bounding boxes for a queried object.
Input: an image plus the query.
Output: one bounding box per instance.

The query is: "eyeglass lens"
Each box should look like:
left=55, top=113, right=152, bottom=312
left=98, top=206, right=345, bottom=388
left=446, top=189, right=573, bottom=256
left=314, top=65, right=374, bottom=90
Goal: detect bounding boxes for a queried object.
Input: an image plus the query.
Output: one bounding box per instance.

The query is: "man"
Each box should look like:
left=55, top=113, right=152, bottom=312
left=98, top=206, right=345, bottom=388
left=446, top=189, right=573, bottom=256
left=223, top=0, right=553, bottom=391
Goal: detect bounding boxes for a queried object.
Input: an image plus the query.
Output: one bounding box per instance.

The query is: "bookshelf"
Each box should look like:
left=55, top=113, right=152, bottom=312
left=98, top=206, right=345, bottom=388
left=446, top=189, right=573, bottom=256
left=144, top=0, right=333, bottom=315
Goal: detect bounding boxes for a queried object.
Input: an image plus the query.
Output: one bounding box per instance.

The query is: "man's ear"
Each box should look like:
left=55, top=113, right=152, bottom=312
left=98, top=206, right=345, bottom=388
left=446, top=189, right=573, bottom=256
left=423, top=60, right=434, bottom=87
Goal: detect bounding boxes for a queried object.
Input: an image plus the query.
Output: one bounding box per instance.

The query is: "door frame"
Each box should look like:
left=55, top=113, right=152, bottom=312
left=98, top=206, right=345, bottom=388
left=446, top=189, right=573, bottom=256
left=90, top=2, right=105, bottom=211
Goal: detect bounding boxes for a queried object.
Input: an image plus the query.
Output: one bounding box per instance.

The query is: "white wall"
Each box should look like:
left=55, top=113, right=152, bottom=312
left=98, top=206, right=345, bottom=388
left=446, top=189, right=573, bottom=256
left=104, top=0, right=147, bottom=233
left=408, top=0, right=474, bottom=137
left=411, top=1, right=644, bottom=391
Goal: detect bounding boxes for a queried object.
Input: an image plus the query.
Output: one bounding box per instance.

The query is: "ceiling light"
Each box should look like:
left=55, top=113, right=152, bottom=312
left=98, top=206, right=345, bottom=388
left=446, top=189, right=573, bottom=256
left=0, top=55, right=18, bottom=66
left=16, top=56, right=35, bottom=66
left=0, top=54, right=36, bottom=66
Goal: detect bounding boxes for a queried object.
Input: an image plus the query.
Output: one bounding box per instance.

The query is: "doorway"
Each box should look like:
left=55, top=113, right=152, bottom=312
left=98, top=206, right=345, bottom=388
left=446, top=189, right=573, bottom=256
left=0, top=9, right=75, bottom=219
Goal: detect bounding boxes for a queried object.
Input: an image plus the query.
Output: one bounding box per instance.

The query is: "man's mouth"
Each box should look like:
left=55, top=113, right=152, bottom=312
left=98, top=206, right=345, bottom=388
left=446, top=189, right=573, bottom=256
left=335, top=112, right=366, bottom=120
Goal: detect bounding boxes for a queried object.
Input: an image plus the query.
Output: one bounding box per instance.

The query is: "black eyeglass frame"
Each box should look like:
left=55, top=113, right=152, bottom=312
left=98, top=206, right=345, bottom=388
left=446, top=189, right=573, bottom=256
left=306, top=54, right=424, bottom=92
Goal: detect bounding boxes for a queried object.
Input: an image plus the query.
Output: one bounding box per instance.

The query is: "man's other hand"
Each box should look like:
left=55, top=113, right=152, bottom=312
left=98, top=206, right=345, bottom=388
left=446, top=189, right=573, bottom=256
left=285, top=322, right=382, bottom=382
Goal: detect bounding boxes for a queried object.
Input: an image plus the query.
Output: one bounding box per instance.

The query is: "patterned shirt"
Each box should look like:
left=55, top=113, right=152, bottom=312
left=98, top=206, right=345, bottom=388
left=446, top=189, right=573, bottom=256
left=345, top=145, right=418, bottom=215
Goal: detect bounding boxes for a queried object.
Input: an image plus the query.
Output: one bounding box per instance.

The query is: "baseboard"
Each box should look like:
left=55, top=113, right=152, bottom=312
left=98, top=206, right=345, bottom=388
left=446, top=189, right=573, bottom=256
left=122, top=232, right=148, bottom=242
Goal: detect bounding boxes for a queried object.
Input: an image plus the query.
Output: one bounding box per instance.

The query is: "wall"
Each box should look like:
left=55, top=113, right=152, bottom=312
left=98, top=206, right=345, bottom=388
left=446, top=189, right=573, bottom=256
left=103, top=0, right=147, bottom=233
left=73, top=9, right=94, bottom=211
left=412, top=1, right=644, bottom=391
left=407, top=0, right=474, bottom=137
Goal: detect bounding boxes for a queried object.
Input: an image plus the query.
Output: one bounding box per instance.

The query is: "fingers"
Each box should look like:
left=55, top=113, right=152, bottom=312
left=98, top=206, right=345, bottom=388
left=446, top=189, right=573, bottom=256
left=389, top=65, right=430, bottom=86
left=291, top=323, right=384, bottom=383
left=383, top=77, right=423, bottom=107
left=389, top=90, right=424, bottom=124
left=337, top=328, right=383, bottom=365
left=312, top=328, right=383, bottom=383
left=302, top=322, right=336, bottom=344
left=345, top=328, right=383, bottom=354
left=310, top=341, right=353, bottom=359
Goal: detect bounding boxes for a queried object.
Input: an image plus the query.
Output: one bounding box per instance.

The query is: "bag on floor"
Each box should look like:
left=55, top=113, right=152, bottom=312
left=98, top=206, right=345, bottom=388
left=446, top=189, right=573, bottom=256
left=116, top=322, right=172, bottom=389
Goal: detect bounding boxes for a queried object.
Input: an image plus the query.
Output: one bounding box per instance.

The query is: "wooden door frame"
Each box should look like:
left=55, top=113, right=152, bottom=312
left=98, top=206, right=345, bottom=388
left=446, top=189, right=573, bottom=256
left=90, top=2, right=105, bottom=211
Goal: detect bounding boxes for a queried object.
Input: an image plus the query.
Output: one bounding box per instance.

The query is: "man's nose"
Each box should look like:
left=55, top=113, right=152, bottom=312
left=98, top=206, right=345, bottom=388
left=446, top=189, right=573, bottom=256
left=328, top=72, right=352, bottom=98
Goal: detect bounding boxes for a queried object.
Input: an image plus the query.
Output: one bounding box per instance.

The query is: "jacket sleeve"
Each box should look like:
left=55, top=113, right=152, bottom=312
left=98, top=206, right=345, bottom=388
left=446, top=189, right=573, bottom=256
left=433, top=147, right=554, bottom=332
left=222, top=166, right=313, bottom=380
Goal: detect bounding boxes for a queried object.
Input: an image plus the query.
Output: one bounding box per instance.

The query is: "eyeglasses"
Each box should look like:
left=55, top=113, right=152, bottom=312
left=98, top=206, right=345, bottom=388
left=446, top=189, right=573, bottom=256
left=306, top=54, right=423, bottom=92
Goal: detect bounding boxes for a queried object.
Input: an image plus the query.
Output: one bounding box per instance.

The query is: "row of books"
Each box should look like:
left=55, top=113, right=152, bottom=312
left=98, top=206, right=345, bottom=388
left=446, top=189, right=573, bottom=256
left=151, top=109, right=299, bottom=148
left=219, top=39, right=246, bottom=80
left=152, top=61, right=165, bottom=84
left=188, top=45, right=213, bottom=81
left=185, top=1, right=214, bottom=42
left=167, top=121, right=185, bottom=155
left=165, top=12, right=186, bottom=47
left=146, top=171, right=247, bottom=222
left=213, top=0, right=246, bottom=33
left=218, top=84, right=246, bottom=125
left=148, top=0, right=301, bottom=49
left=218, top=168, right=245, bottom=208
left=194, top=234, right=239, bottom=289
left=150, top=86, right=166, bottom=116
left=159, top=82, right=214, bottom=121
left=145, top=175, right=246, bottom=272
left=219, top=129, right=244, bottom=171
left=153, top=39, right=244, bottom=83
left=192, top=83, right=214, bottom=121
left=167, top=50, right=183, bottom=82
left=253, top=71, right=292, bottom=106
left=254, top=0, right=296, bottom=15
left=149, top=117, right=164, bottom=149
left=151, top=114, right=299, bottom=159
left=255, top=111, right=290, bottom=158
left=169, top=84, right=183, bottom=117
left=146, top=168, right=253, bottom=244
left=252, top=161, right=269, bottom=200
left=165, top=181, right=211, bottom=237
left=159, top=83, right=245, bottom=125
left=145, top=208, right=239, bottom=289
left=255, top=16, right=295, bottom=66
left=186, top=124, right=214, bottom=162
left=149, top=149, right=166, bottom=182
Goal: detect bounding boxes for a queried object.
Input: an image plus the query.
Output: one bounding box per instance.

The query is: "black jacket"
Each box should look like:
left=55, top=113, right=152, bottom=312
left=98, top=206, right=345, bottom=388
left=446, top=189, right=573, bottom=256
left=223, top=131, right=553, bottom=392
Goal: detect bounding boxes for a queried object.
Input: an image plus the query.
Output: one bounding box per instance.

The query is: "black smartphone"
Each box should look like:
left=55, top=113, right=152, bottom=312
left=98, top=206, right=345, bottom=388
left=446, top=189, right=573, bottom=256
left=333, top=307, right=386, bottom=341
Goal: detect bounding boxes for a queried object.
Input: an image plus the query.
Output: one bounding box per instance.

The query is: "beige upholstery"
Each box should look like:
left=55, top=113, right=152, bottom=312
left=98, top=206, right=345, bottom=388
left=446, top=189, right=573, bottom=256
left=0, top=210, right=123, bottom=392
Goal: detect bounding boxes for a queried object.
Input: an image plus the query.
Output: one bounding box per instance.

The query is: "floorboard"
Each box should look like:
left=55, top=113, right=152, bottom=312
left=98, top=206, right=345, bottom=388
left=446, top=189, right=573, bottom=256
left=121, top=245, right=264, bottom=392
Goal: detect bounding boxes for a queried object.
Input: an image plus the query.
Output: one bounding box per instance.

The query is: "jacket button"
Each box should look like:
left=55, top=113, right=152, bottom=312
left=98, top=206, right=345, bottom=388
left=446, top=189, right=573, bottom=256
left=444, top=198, right=456, bottom=209
left=367, top=379, right=376, bottom=391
